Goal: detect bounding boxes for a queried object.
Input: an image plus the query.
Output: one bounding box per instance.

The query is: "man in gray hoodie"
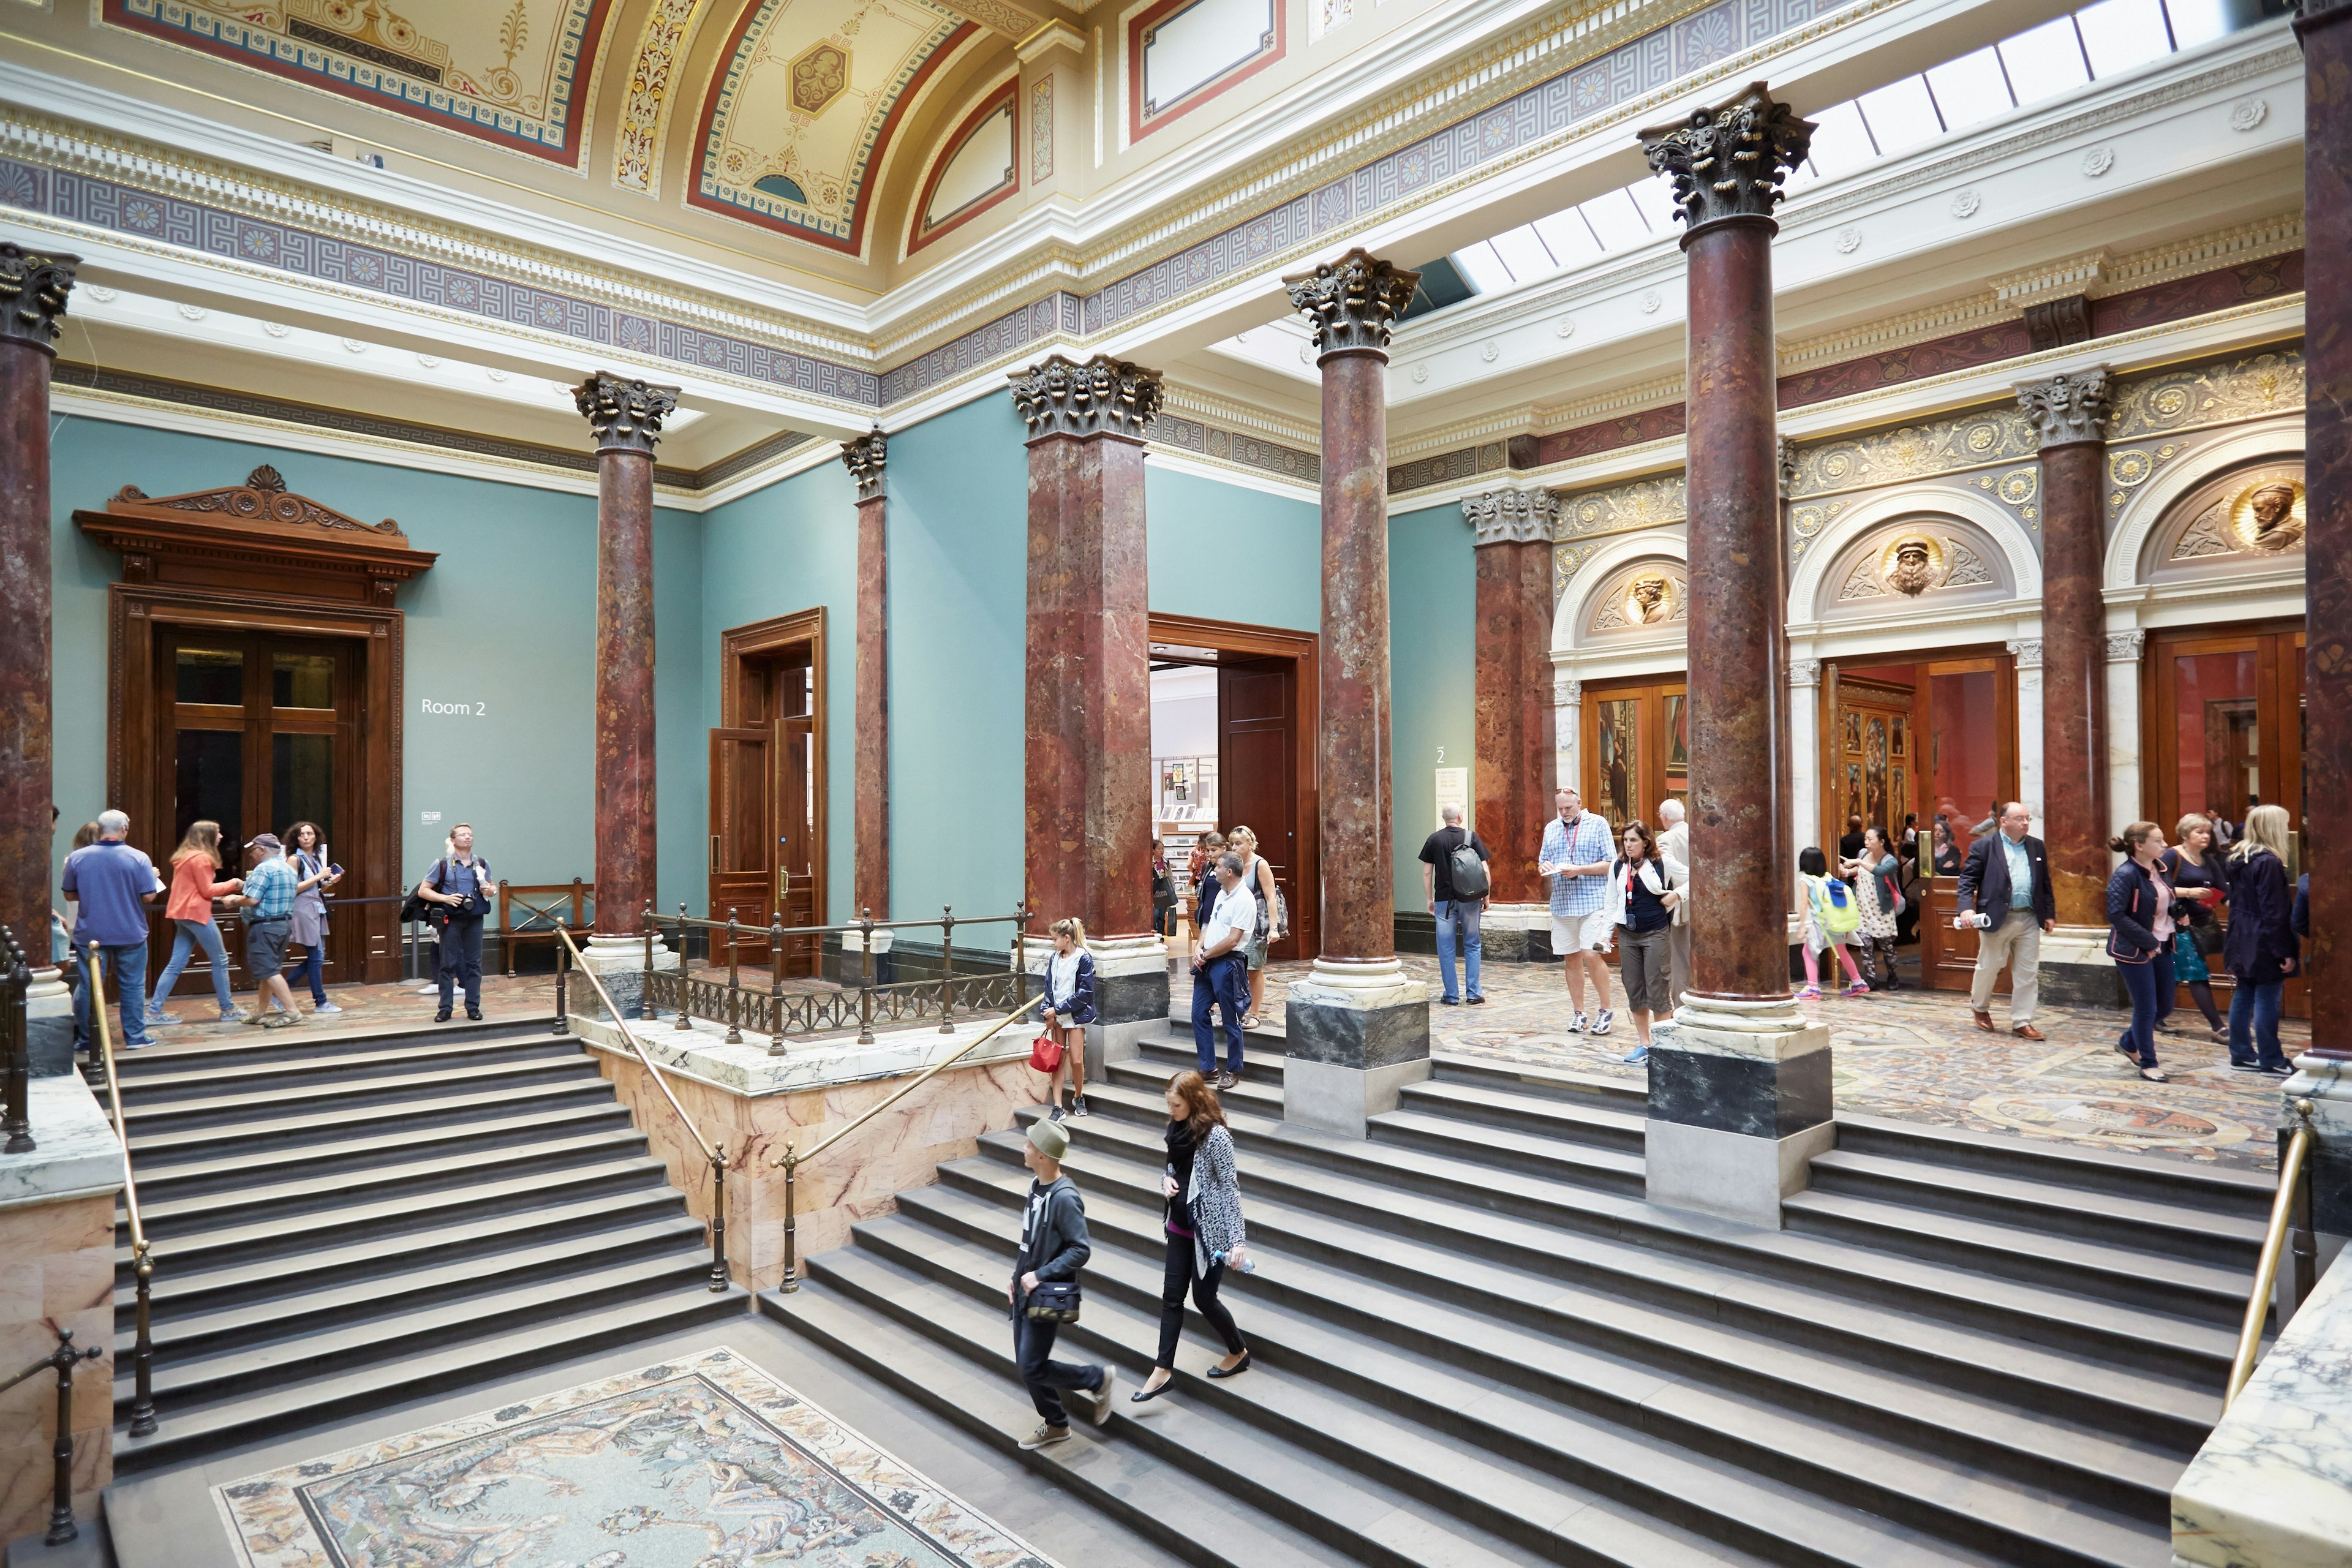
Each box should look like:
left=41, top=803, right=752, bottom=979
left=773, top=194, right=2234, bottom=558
left=1008, top=1116, right=1112, bottom=1447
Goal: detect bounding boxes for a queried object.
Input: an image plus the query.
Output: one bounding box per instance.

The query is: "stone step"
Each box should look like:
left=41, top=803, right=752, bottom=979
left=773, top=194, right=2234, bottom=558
left=105, top=1015, right=540, bottom=1078
left=114, top=1054, right=607, bottom=1134
left=1429, top=1054, right=1650, bottom=1114
left=111, top=1031, right=579, bottom=1104
left=1830, top=1114, right=2275, bottom=1221
left=126, top=1076, right=623, bottom=1164
left=1396, top=1075, right=1648, bottom=1151
left=1366, top=1107, right=1647, bottom=1196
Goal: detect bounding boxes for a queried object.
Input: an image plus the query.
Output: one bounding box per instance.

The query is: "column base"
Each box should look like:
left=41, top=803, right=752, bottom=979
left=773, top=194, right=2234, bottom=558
left=1645, top=993, right=1834, bottom=1229
left=837, top=927, right=893, bottom=988
left=2288, top=1054, right=2352, bottom=1247
left=1023, top=935, right=1170, bottom=1079
left=2033, top=924, right=2124, bottom=1008
left=1283, top=958, right=1431, bottom=1136
left=574, top=934, right=679, bottom=1020
left=24, top=968, right=74, bottom=1077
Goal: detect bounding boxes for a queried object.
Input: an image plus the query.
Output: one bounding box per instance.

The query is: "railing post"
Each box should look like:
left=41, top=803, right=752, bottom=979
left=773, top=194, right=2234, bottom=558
left=676, top=903, right=694, bottom=1031
left=709, top=1142, right=729, bottom=1292
left=40, top=1327, right=100, bottom=1545
left=857, top=908, right=876, bottom=1045
left=129, top=1243, right=155, bottom=1437
left=725, top=910, right=742, bottom=1044
left=4, top=926, right=32, bottom=1155
left=640, top=900, right=656, bottom=1021
left=781, top=1144, right=799, bottom=1293
left=552, top=918, right=570, bottom=1036
left=938, top=905, right=956, bottom=1034
left=767, top=916, right=785, bottom=1056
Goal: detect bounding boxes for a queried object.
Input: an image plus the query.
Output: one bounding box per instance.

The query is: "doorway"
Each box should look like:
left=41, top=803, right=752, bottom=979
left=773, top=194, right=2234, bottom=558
left=1578, top=677, right=1688, bottom=834
left=711, top=610, right=827, bottom=976
left=1148, top=614, right=1318, bottom=962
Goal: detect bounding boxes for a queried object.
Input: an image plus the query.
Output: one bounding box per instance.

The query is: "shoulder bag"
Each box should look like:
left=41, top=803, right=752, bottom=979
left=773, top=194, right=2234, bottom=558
left=1024, top=1278, right=1082, bottom=1322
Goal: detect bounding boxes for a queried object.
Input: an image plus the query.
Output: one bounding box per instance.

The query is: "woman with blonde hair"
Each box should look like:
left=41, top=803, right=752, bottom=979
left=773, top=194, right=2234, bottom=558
left=146, top=820, right=249, bottom=1026
left=2223, top=803, right=2298, bottom=1075
left=1224, top=826, right=1283, bottom=1027
left=1039, top=916, right=1097, bottom=1120
left=1131, top=1070, right=1251, bottom=1403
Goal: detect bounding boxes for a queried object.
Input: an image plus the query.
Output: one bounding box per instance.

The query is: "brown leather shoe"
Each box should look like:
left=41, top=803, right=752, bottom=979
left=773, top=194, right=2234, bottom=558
left=1972, top=1010, right=1996, bottom=1032
left=2012, top=1023, right=2046, bottom=1041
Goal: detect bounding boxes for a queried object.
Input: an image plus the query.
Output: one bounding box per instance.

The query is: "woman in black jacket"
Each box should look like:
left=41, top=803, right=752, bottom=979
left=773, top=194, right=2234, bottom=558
left=2224, top=804, right=2299, bottom=1075
left=2106, top=822, right=2180, bottom=1083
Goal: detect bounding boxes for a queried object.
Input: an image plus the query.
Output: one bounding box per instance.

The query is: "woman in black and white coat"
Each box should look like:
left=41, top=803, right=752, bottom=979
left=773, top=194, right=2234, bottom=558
left=1132, top=1070, right=1251, bottom=1402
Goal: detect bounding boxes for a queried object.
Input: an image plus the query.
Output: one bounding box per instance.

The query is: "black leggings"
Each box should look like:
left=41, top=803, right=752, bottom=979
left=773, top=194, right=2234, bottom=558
left=1157, top=1229, right=1245, bottom=1370
left=2183, top=978, right=2225, bottom=1031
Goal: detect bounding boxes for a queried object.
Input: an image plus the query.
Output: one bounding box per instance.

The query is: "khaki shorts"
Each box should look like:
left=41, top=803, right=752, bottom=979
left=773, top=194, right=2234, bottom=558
left=1551, top=910, right=1613, bottom=955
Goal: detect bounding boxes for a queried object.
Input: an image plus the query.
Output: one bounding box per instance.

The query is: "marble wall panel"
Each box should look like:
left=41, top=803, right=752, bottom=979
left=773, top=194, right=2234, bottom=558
left=0, top=1192, right=115, bottom=1540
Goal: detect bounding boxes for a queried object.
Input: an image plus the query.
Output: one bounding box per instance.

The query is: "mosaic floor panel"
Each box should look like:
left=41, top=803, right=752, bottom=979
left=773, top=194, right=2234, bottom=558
left=213, top=1348, right=1060, bottom=1568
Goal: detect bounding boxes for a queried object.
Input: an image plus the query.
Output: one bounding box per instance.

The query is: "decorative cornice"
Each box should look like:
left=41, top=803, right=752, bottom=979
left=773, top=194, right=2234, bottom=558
left=1989, top=251, right=2109, bottom=309
left=1637, top=82, right=1813, bottom=238
left=0, top=240, right=76, bottom=353
left=841, top=429, right=888, bottom=500
left=1286, top=250, right=1419, bottom=361
left=1553, top=676, right=1581, bottom=706
left=2106, top=629, right=2147, bottom=662
left=575, top=371, right=679, bottom=455
left=1788, top=659, right=1822, bottom=688
left=2006, top=638, right=2043, bottom=669
left=2016, top=368, right=2114, bottom=448
left=1461, top=488, right=1561, bottom=546
left=1009, top=355, right=1163, bottom=440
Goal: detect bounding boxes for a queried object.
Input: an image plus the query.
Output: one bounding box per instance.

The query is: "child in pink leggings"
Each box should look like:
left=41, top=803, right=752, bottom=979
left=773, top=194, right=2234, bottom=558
left=1797, top=846, right=1869, bottom=1000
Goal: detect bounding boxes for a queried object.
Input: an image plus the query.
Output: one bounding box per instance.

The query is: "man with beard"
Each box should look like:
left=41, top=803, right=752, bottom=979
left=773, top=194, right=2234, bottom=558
left=1887, top=538, right=1937, bottom=595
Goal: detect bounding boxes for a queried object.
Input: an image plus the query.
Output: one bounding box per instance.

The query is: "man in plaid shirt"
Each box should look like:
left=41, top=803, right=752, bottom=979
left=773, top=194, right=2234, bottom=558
left=1538, top=787, right=1616, bottom=1035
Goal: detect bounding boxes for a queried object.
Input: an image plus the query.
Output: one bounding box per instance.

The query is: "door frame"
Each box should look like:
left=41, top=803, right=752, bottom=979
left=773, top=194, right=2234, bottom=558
left=1148, top=612, right=1319, bottom=962
left=716, top=608, right=828, bottom=940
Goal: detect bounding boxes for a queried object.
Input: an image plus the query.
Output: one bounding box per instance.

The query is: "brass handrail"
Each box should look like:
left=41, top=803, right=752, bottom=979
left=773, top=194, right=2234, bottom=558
left=2226, top=1096, right=2317, bottom=1409
left=86, top=941, right=157, bottom=1438
left=553, top=923, right=731, bottom=1292
left=771, top=990, right=1045, bottom=1292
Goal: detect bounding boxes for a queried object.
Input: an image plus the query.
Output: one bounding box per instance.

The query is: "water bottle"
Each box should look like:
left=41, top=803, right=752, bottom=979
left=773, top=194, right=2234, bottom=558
left=1213, top=1248, right=1256, bottom=1275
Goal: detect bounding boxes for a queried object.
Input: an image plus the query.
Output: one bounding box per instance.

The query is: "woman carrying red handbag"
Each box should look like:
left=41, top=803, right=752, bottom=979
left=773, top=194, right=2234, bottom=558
left=1038, top=917, right=1098, bottom=1120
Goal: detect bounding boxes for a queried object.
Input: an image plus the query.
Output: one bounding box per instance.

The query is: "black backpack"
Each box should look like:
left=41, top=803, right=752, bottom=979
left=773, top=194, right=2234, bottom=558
left=1448, top=837, right=1490, bottom=899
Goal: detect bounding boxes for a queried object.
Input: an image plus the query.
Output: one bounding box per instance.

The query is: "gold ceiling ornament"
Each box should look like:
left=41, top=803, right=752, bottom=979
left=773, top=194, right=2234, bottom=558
left=2230, top=477, right=2305, bottom=553
left=1878, top=533, right=1945, bottom=595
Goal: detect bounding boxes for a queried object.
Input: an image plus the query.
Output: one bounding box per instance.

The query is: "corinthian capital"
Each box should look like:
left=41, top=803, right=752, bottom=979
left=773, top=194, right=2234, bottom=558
left=841, top=428, right=888, bottom=500
left=1637, top=83, right=1814, bottom=237
left=2015, top=368, right=2113, bottom=448
left=573, top=371, right=680, bottom=454
left=1461, top=488, right=1560, bottom=546
left=1008, top=354, right=1164, bottom=440
left=1284, top=248, right=1420, bottom=360
left=0, top=242, right=79, bottom=353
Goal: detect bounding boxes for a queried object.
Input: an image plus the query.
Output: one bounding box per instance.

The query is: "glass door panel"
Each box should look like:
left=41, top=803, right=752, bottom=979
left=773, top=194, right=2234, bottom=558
left=174, top=729, right=244, bottom=850
left=1594, top=698, right=1642, bottom=830
left=271, top=732, right=336, bottom=841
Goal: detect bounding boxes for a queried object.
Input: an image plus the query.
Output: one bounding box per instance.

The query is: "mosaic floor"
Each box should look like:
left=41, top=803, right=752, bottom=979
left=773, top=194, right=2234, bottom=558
left=212, top=1346, right=1061, bottom=1568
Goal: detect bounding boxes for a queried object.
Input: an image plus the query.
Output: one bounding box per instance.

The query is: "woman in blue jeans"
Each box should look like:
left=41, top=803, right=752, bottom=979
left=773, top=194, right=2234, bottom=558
left=2223, top=804, right=2299, bottom=1075
left=2105, top=823, right=2182, bottom=1082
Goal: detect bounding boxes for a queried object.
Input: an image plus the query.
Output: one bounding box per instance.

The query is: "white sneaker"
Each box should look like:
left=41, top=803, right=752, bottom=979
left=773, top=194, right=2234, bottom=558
left=1591, top=1008, right=1615, bottom=1036
left=314, top=1001, right=344, bottom=1014
left=1569, top=1011, right=1590, bottom=1033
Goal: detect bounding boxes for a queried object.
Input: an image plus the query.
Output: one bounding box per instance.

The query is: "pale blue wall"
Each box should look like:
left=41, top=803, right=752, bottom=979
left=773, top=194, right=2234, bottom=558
left=1144, top=464, right=1321, bottom=631
left=47, top=415, right=704, bottom=914
left=1387, top=502, right=1477, bottom=911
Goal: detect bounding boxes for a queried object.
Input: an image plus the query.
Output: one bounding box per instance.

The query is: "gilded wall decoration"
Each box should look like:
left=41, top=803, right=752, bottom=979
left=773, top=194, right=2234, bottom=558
left=612, top=0, right=710, bottom=196
left=1784, top=408, right=2039, bottom=501
left=1557, top=474, right=1687, bottom=537
left=2108, top=348, right=2304, bottom=441
left=1586, top=562, right=1687, bottom=635
left=1030, top=76, right=1054, bottom=183
left=1551, top=540, right=1607, bottom=603
left=2154, top=461, right=2304, bottom=571
left=1833, top=530, right=1997, bottom=603
left=107, top=0, right=616, bottom=164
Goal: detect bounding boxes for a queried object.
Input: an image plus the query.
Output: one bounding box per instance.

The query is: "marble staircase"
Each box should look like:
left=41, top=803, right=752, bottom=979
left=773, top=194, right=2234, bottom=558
left=761, top=1023, right=2272, bottom=1568
left=102, top=1014, right=747, bottom=1474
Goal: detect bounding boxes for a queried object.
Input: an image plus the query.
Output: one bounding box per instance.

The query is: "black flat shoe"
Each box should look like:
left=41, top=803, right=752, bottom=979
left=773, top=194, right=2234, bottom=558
left=433, top=1010, right=452, bottom=1022
left=1129, top=1377, right=1177, bottom=1404
left=1205, top=1351, right=1253, bottom=1379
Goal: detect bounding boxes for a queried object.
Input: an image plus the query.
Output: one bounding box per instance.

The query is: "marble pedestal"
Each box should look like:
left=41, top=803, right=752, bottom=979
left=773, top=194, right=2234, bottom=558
left=1645, top=995, right=1834, bottom=1230
left=2036, top=924, right=2126, bottom=1008
left=573, top=933, right=679, bottom=1019
left=836, top=927, right=892, bottom=988
left=1023, top=934, right=1169, bottom=1077
left=1283, top=958, right=1431, bottom=1138
left=2287, top=1054, right=2352, bottom=1247
left=24, top=969, right=73, bottom=1077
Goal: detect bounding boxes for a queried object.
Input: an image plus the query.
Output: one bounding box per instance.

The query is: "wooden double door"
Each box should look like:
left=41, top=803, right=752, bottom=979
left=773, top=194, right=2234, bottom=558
left=1579, top=678, right=1687, bottom=834
left=709, top=639, right=824, bottom=974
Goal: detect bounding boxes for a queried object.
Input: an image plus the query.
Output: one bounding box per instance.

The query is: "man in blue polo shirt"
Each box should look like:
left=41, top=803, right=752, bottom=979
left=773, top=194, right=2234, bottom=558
left=59, top=810, right=164, bottom=1052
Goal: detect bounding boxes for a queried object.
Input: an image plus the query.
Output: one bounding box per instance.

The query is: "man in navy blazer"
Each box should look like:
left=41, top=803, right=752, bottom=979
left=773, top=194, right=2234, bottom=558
left=1953, top=802, right=2058, bottom=1039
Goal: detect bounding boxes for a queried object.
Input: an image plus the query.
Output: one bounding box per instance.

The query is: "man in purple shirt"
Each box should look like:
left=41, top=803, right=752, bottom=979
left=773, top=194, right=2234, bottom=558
left=59, top=810, right=164, bottom=1051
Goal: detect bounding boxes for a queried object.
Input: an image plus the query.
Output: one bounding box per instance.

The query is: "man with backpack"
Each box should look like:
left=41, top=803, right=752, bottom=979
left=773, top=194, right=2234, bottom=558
left=1419, top=803, right=1492, bottom=1006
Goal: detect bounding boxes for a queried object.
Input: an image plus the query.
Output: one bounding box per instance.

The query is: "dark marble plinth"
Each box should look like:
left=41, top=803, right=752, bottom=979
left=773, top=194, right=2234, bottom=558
left=1286, top=993, right=1431, bottom=1071
left=2038, top=959, right=2127, bottom=1010
left=1648, top=1040, right=1832, bottom=1139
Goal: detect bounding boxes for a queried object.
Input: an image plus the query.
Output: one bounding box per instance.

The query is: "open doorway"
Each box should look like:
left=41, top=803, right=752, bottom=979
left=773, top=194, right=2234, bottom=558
left=710, top=609, right=827, bottom=976
left=1148, top=614, right=1318, bottom=963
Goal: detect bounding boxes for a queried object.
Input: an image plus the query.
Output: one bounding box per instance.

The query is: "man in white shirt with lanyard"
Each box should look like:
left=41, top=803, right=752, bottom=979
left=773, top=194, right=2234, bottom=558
left=1537, top=788, right=1617, bottom=1034
left=1189, top=853, right=1255, bottom=1090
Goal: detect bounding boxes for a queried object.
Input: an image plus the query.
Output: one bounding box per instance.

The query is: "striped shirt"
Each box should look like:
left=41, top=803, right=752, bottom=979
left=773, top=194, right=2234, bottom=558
left=243, top=856, right=297, bottom=920
left=1542, top=811, right=1612, bottom=917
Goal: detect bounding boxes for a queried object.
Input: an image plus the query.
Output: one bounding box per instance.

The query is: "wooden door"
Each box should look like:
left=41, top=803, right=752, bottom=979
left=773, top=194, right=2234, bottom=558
left=708, top=725, right=772, bottom=963
left=1904, top=654, right=2016, bottom=992
left=776, top=714, right=820, bottom=973
left=1219, top=658, right=1303, bottom=960
left=1581, top=678, right=1687, bottom=834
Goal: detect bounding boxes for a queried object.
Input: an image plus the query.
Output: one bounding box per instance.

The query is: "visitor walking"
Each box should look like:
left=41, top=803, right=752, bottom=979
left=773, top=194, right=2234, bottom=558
left=1954, top=802, right=2056, bottom=1039
left=284, top=821, right=344, bottom=1014
left=236, top=833, right=306, bottom=1028
left=1226, top=826, right=1282, bottom=1027
left=1796, top=848, right=1870, bottom=1000
left=417, top=824, right=497, bottom=1022
left=1186, top=831, right=1226, bottom=950
left=1039, top=917, right=1097, bottom=1121
left=1008, top=1117, right=1112, bottom=1448
left=1843, top=826, right=1904, bottom=990
left=59, top=810, right=164, bottom=1052
left=1539, top=788, right=1616, bottom=1034
left=1151, top=839, right=1177, bottom=940
left=1418, top=802, right=1490, bottom=1006
left=145, top=820, right=248, bottom=1027
left=2223, top=804, right=2297, bottom=1076
left=2157, top=815, right=2229, bottom=1040
left=1603, top=821, right=1683, bottom=1066
left=60, top=820, right=99, bottom=1054
left=2106, top=822, right=2179, bottom=1083
left=1189, top=853, right=1253, bottom=1088
left=1656, top=797, right=1691, bottom=1027
left=1131, top=1070, right=1251, bottom=1404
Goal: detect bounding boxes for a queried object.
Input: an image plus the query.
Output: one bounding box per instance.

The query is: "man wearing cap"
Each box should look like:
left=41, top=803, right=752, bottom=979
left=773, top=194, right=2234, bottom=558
left=1007, top=1116, right=1112, bottom=1448
left=238, top=834, right=304, bottom=1028
left=58, top=809, right=165, bottom=1052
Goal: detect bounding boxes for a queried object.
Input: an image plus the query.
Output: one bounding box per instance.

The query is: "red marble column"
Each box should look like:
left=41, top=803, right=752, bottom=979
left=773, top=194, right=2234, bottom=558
left=1288, top=251, right=1419, bottom=965
left=1464, top=489, right=1560, bottom=905
left=2016, top=371, right=2114, bottom=927
left=842, top=431, right=889, bottom=920
left=1009, top=356, right=1160, bottom=938
left=0, top=244, right=75, bottom=962
left=574, top=372, right=677, bottom=937
left=2301, top=0, right=2350, bottom=1058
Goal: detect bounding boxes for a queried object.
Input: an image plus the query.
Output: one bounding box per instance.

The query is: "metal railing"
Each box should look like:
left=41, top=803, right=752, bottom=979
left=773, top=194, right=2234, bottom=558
left=2226, top=1096, right=2319, bottom=1408
left=552, top=924, right=729, bottom=1292
left=639, top=901, right=1033, bottom=1050
left=4, top=1327, right=102, bottom=1544
left=85, top=939, right=157, bottom=1438
left=771, top=989, right=1046, bottom=1294
left=3, top=925, right=31, bottom=1154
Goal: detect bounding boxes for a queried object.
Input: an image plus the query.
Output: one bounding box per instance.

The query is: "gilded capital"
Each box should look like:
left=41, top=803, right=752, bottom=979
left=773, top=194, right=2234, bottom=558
left=573, top=371, right=679, bottom=454
left=1461, top=488, right=1559, bottom=546
left=0, top=243, right=79, bottom=355
left=1008, top=354, right=1164, bottom=441
left=2015, top=368, right=2113, bottom=448
left=1637, top=83, right=1814, bottom=238
left=1283, top=248, right=1419, bottom=360
left=842, top=428, right=888, bottom=500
